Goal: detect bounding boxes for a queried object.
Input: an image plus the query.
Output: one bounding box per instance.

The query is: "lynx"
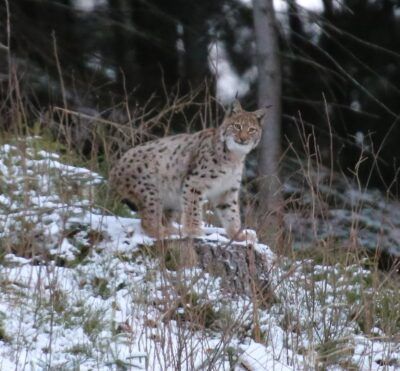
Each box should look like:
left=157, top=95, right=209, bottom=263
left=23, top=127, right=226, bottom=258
left=110, top=100, right=266, bottom=241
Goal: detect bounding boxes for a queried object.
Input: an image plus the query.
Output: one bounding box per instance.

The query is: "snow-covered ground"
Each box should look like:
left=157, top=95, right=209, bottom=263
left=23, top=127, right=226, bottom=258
left=280, top=156, right=400, bottom=258
left=0, top=138, right=399, bottom=370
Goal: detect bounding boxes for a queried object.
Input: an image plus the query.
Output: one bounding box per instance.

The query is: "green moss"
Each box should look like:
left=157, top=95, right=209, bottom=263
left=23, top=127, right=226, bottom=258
left=374, top=290, right=400, bottom=335
left=60, top=225, right=106, bottom=267
left=83, top=310, right=105, bottom=339
left=292, top=241, right=370, bottom=268
left=312, top=272, right=328, bottom=282
left=175, top=300, right=218, bottom=329
left=316, top=338, right=354, bottom=367
left=92, top=277, right=111, bottom=299
left=51, top=289, right=68, bottom=314
left=164, top=288, right=222, bottom=330
left=27, top=134, right=67, bottom=158
left=226, top=346, right=238, bottom=369
left=0, top=245, right=6, bottom=265
left=0, top=312, right=10, bottom=343
left=345, top=290, right=360, bottom=305
left=67, top=343, right=92, bottom=357
left=0, top=324, right=11, bottom=343
left=164, top=245, right=182, bottom=271
left=136, top=243, right=158, bottom=260
left=94, top=183, right=134, bottom=217
left=362, top=274, right=374, bottom=287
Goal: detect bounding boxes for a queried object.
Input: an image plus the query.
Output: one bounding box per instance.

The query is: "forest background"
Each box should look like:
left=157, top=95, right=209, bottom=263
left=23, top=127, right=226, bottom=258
left=1, top=0, right=400, bottom=246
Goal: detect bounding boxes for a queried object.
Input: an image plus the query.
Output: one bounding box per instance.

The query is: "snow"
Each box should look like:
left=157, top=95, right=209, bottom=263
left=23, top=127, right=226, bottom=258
left=0, top=139, right=400, bottom=370
left=74, top=0, right=106, bottom=12
left=281, top=157, right=400, bottom=256
left=237, top=341, right=294, bottom=370
left=209, top=42, right=252, bottom=103
left=240, top=0, right=323, bottom=12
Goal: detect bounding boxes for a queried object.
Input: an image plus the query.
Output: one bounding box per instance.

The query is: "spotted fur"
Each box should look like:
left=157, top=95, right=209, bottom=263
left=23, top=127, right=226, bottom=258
left=110, top=101, right=266, bottom=240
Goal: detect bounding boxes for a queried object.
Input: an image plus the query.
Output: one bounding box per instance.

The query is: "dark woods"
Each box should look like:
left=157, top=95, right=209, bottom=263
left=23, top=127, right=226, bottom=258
left=1, top=0, right=400, bottom=191
left=1, top=0, right=220, bottom=103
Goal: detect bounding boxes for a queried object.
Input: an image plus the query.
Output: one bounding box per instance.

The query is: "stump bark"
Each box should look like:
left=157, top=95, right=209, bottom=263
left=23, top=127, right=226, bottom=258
left=159, top=238, right=276, bottom=304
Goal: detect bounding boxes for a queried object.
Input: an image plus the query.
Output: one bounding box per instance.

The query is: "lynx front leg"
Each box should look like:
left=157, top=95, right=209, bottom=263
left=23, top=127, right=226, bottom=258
left=215, top=190, right=256, bottom=242
left=181, top=185, right=204, bottom=238
left=215, top=189, right=241, bottom=239
left=162, top=208, right=179, bottom=235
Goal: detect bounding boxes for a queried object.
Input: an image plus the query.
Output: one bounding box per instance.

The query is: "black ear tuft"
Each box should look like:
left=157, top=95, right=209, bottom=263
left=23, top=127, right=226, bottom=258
left=232, top=100, right=243, bottom=114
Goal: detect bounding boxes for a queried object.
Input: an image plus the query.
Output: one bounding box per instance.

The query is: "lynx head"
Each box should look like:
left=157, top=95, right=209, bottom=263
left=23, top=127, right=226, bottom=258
left=220, top=100, right=266, bottom=155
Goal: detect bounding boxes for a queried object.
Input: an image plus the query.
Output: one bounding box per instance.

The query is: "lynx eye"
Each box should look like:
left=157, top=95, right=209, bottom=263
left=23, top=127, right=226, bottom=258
left=248, top=127, right=257, bottom=134
left=233, top=123, right=242, bottom=130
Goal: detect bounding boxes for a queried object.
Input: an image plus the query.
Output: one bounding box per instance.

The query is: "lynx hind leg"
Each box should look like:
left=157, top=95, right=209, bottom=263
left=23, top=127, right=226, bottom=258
left=111, top=162, right=166, bottom=239
left=123, top=183, right=165, bottom=239
left=181, top=185, right=204, bottom=238
left=140, top=209, right=166, bottom=239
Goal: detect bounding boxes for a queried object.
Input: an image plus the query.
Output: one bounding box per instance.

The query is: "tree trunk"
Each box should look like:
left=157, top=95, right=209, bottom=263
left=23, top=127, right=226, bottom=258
left=322, top=0, right=334, bottom=19
left=109, top=0, right=130, bottom=88
left=252, top=0, right=283, bottom=247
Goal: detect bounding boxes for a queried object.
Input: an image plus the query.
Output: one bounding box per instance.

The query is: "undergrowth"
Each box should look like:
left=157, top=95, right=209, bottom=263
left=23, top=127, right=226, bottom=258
left=0, top=86, right=399, bottom=369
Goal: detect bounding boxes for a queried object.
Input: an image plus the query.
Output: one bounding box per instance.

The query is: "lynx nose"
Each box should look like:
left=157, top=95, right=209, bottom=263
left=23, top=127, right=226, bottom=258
left=238, top=134, right=247, bottom=144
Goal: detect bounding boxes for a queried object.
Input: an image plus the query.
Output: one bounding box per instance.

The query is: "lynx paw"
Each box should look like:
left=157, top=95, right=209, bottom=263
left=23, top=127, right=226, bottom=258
left=230, top=229, right=258, bottom=244
left=181, top=227, right=203, bottom=239
left=165, top=225, right=179, bottom=236
left=142, top=225, right=178, bottom=240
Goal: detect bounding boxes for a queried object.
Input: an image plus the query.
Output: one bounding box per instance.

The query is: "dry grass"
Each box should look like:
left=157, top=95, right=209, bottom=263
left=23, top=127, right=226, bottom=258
left=1, top=61, right=400, bottom=369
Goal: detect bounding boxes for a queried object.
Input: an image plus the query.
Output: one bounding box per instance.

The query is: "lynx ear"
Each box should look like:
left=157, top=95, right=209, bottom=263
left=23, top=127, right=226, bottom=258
left=232, top=100, right=243, bottom=114
left=253, top=108, right=267, bottom=120
left=253, top=104, right=272, bottom=120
